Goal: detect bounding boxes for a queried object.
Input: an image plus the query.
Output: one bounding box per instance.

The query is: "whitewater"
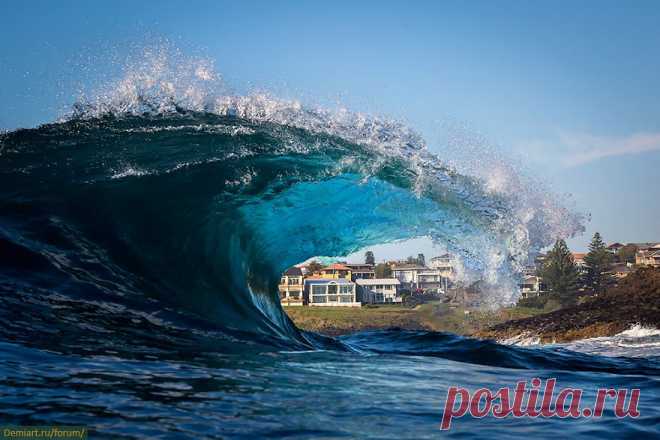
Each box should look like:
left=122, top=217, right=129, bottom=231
left=0, top=49, right=658, bottom=439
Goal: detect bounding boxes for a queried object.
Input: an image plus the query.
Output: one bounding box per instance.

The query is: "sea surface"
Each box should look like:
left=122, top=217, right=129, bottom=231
left=1, top=74, right=658, bottom=438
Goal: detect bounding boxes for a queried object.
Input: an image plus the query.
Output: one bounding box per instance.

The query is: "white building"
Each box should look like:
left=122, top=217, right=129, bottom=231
left=417, top=269, right=448, bottom=293
left=635, top=243, right=660, bottom=268
left=572, top=253, right=588, bottom=275
left=304, top=278, right=361, bottom=307
left=356, top=279, right=401, bottom=304
left=428, top=254, right=455, bottom=281
left=279, top=267, right=304, bottom=306
left=391, top=264, right=425, bottom=285
left=391, top=264, right=448, bottom=293
left=519, top=275, right=544, bottom=298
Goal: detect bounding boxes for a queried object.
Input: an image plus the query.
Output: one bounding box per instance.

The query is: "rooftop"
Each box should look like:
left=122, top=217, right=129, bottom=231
left=391, top=264, right=427, bottom=270
left=430, top=254, right=452, bottom=260
left=632, top=242, right=660, bottom=250
left=346, top=264, right=375, bottom=271
left=284, top=267, right=303, bottom=276
left=418, top=268, right=444, bottom=274
left=355, top=278, right=401, bottom=286
left=304, top=277, right=354, bottom=285
left=321, top=263, right=351, bottom=271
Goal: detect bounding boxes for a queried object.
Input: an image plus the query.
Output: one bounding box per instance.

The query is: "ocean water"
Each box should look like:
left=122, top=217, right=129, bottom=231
left=0, top=56, right=657, bottom=437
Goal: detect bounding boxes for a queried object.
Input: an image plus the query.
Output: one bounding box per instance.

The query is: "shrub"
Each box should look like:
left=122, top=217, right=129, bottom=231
left=516, top=295, right=548, bottom=309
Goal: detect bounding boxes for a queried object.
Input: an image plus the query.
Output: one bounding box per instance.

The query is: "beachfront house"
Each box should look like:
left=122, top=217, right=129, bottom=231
left=356, top=278, right=401, bottom=304
left=304, top=277, right=361, bottom=307
left=279, top=267, right=305, bottom=306
left=635, top=243, right=660, bottom=268
left=417, top=269, right=447, bottom=293
left=519, top=275, right=544, bottom=298
left=392, top=264, right=426, bottom=288
left=346, top=263, right=375, bottom=281
left=319, top=263, right=353, bottom=280
left=607, top=243, right=624, bottom=255
left=391, top=263, right=448, bottom=293
left=428, top=254, right=455, bottom=281
left=572, top=253, right=588, bottom=274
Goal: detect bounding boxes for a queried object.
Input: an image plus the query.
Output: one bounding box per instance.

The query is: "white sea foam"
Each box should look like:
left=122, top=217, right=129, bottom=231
left=111, top=166, right=151, bottom=180
left=504, top=324, right=660, bottom=357
left=615, top=323, right=660, bottom=338
left=561, top=325, right=660, bottom=357
left=501, top=332, right=542, bottom=346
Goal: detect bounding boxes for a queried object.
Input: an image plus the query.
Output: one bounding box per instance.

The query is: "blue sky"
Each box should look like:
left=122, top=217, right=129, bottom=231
left=1, top=1, right=659, bottom=256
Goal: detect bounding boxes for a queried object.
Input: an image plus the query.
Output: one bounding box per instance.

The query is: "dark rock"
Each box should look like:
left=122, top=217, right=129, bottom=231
left=477, top=267, right=660, bottom=343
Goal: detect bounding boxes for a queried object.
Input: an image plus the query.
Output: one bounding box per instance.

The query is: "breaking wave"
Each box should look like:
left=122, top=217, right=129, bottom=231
left=0, top=47, right=585, bottom=350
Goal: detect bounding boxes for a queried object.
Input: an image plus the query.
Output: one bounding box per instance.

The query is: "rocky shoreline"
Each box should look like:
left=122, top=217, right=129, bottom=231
left=477, top=267, right=660, bottom=343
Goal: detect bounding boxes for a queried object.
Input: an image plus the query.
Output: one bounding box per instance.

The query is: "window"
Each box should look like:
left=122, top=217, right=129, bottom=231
left=312, top=295, right=327, bottom=303
left=339, top=285, right=352, bottom=294
left=339, top=295, right=353, bottom=303
left=328, top=284, right=338, bottom=294
left=312, top=285, right=326, bottom=295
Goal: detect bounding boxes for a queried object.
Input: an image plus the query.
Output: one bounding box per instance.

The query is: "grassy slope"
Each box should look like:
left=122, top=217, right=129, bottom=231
left=284, top=302, right=547, bottom=336
left=425, top=304, right=548, bottom=335
left=284, top=305, right=429, bottom=336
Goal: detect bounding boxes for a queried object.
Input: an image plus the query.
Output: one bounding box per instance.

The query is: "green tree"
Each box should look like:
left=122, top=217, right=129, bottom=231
left=584, top=232, right=614, bottom=294
left=404, top=254, right=425, bottom=265
left=539, top=239, right=579, bottom=306
left=306, top=260, right=323, bottom=274
left=617, top=244, right=638, bottom=264
left=364, top=251, right=375, bottom=265
left=375, top=263, right=392, bottom=278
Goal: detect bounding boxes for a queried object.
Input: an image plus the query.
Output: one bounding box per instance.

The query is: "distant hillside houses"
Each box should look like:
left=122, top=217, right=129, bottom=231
left=571, top=253, right=588, bottom=274
left=519, top=241, right=660, bottom=298
left=519, top=275, right=545, bottom=299
left=278, top=255, right=455, bottom=307
left=634, top=243, right=660, bottom=267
